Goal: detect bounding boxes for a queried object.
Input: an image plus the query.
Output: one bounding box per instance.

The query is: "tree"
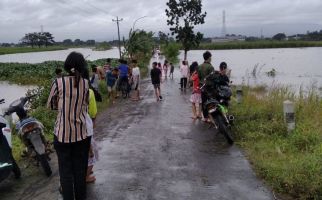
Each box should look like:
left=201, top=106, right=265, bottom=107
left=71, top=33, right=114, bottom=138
left=41, top=32, right=55, bottom=47
left=74, top=39, right=84, bottom=46
left=158, top=31, right=169, bottom=45
left=21, top=32, right=55, bottom=48
left=272, top=33, right=286, bottom=41
left=165, top=0, right=207, bottom=60
left=62, top=39, right=73, bottom=45
left=85, top=40, right=96, bottom=46
left=124, top=29, right=154, bottom=59
left=21, top=33, right=38, bottom=48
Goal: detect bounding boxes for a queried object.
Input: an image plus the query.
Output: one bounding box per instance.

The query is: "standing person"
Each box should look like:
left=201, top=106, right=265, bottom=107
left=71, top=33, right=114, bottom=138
left=96, top=65, right=105, bottom=80
left=90, top=65, right=99, bottom=91
left=163, top=60, right=169, bottom=78
left=55, top=68, right=63, bottom=78
left=118, top=59, right=129, bottom=96
left=189, top=61, right=199, bottom=87
left=47, top=51, right=90, bottom=200
left=86, top=88, right=99, bottom=183
left=169, top=62, right=174, bottom=79
left=180, top=60, right=189, bottom=90
left=131, top=60, right=141, bottom=101
left=103, top=58, right=112, bottom=73
left=106, top=68, right=118, bottom=104
left=198, top=51, right=214, bottom=123
left=219, top=62, right=231, bottom=86
left=157, top=62, right=162, bottom=76
left=190, top=68, right=202, bottom=119
left=150, top=62, right=162, bottom=101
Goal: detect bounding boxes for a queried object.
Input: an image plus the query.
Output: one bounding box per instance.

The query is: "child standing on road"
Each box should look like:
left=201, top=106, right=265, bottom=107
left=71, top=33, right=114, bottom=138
left=190, top=68, right=202, bottom=119
left=169, top=63, right=174, bottom=79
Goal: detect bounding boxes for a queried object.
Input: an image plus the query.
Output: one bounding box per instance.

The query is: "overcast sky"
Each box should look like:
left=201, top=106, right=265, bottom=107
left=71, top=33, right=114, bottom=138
left=1, top=0, right=322, bottom=43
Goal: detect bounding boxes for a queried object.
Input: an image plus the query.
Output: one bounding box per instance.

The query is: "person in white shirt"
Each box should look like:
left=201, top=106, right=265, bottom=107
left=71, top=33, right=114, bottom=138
left=180, top=60, right=189, bottom=90
left=131, top=60, right=141, bottom=101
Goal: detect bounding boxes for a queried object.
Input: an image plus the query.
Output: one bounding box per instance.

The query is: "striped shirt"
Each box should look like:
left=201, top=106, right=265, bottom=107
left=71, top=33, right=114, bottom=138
left=47, top=76, right=89, bottom=143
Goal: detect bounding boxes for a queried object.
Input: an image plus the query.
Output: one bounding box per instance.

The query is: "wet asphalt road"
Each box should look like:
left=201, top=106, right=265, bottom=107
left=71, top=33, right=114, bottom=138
left=87, top=70, right=274, bottom=200
left=0, top=68, right=274, bottom=200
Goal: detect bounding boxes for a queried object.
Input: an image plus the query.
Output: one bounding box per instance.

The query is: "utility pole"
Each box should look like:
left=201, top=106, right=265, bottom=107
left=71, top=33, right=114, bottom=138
left=112, top=16, right=123, bottom=59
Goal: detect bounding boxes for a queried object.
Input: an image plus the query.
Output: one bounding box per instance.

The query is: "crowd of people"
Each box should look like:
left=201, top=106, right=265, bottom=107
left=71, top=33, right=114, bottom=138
left=46, top=50, right=230, bottom=200
left=150, top=50, right=231, bottom=122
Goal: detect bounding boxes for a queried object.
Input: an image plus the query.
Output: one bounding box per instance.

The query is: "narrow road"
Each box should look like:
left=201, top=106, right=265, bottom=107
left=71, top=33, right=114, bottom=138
left=87, top=69, right=273, bottom=200
left=0, top=66, right=274, bottom=200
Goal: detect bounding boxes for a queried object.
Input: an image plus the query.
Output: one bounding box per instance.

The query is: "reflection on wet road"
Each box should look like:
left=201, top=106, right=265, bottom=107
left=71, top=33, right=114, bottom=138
left=88, top=75, right=273, bottom=200
left=0, top=68, right=273, bottom=200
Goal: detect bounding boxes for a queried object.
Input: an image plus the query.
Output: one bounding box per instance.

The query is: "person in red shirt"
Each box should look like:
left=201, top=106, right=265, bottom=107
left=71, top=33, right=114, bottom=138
left=190, top=68, right=202, bottom=119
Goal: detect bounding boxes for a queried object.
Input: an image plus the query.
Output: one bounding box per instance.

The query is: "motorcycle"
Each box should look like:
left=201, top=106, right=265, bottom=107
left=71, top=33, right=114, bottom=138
left=5, top=96, right=52, bottom=177
left=201, top=72, right=234, bottom=145
left=0, top=98, right=21, bottom=182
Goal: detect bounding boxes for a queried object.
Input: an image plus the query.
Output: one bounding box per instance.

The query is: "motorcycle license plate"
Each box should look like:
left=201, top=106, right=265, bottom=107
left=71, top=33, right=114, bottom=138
left=209, top=108, right=216, bottom=113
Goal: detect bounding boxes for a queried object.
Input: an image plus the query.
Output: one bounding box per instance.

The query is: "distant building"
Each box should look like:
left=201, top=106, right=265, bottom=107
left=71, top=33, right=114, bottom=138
left=211, top=35, right=246, bottom=43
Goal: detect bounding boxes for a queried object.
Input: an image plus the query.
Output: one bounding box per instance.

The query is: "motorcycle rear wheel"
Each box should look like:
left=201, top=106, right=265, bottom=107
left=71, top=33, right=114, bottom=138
left=214, top=114, right=234, bottom=145
left=38, top=154, right=52, bottom=177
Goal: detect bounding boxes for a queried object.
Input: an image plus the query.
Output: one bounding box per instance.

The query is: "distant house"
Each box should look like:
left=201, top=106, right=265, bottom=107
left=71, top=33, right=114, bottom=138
left=211, top=35, right=246, bottom=43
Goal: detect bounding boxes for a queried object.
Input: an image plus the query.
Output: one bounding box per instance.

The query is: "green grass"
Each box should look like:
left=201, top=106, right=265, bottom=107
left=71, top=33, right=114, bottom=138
left=230, top=85, right=322, bottom=199
left=197, top=40, right=322, bottom=50
left=0, top=46, right=67, bottom=55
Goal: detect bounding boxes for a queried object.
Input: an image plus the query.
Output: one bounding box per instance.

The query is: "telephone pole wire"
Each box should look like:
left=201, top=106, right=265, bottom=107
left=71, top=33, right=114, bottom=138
left=112, top=16, right=123, bottom=59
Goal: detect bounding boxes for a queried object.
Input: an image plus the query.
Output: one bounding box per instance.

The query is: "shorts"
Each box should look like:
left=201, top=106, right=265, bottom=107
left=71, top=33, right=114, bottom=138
left=190, top=93, right=202, bottom=104
left=107, top=84, right=116, bottom=93
left=153, top=84, right=160, bottom=89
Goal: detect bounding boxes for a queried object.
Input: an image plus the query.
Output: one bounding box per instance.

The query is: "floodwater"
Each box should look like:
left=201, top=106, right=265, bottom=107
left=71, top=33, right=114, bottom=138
left=0, top=47, right=121, bottom=63
left=1, top=47, right=322, bottom=100
left=181, top=47, right=322, bottom=91
left=0, top=82, right=34, bottom=120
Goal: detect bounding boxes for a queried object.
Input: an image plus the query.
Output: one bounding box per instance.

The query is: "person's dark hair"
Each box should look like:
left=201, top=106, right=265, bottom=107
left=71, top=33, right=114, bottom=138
left=219, top=62, right=227, bottom=70
left=132, top=59, right=137, bottom=64
left=92, top=67, right=97, bottom=73
left=64, top=51, right=88, bottom=87
left=164, top=60, right=168, bottom=64
left=191, top=61, right=199, bottom=72
left=55, top=68, right=62, bottom=75
left=192, top=61, right=198, bottom=67
left=203, top=51, right=212, bottom=61
left=170, top=62, right=173, bottom=65
left=118, top=59, right=127, bottom=64
left=152, top=62, right=157, bottom=67
left=106, top=58, right=111, bottom=63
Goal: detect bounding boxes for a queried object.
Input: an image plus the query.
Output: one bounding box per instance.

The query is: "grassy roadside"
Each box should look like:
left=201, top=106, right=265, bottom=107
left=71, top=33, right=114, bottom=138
left=0, top=46, right=68, bottom=55
left=197, top=40, right=322, bottom=50
left=230, top=85, right=322, bottom=199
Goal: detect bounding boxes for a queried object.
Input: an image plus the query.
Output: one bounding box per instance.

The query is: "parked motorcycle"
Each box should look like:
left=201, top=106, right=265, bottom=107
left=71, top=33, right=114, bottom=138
left=0, top=99, right=21, bottom=182
left=201, top=72, right=234, bottom=144
left=5, top=96, right=52, bottom=177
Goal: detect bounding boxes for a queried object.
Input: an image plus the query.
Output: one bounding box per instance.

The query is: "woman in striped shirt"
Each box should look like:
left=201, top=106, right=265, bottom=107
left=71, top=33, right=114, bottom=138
left=47, top=51, right=90, bottom=200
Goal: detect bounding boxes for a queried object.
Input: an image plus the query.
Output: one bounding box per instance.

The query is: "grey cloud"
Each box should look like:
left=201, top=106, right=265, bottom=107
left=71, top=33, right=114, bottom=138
left=1, top=0, right=322, bottom=43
